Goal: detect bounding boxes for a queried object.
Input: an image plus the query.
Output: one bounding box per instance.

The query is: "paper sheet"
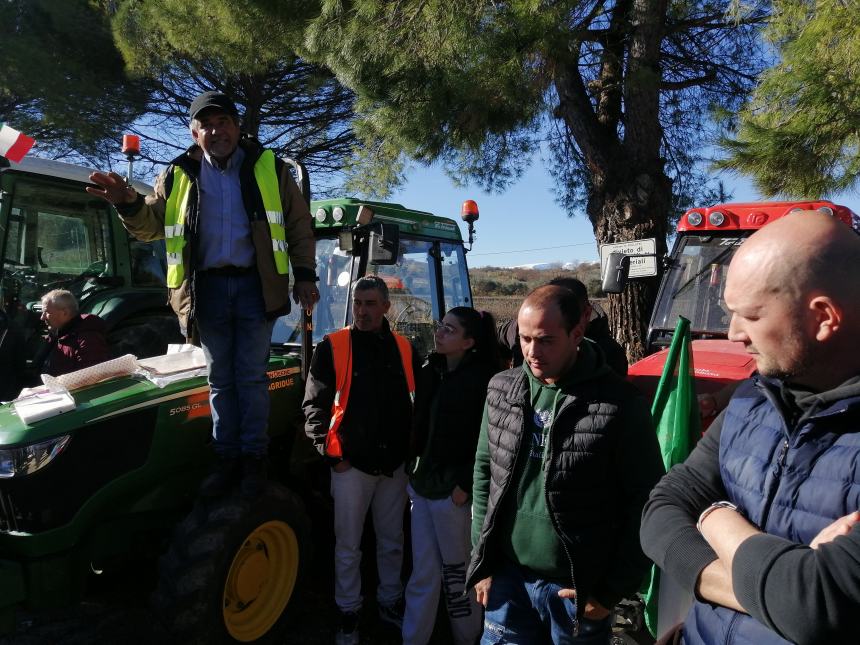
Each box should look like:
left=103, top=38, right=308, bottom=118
left=13, top=391, right=76, bottom=425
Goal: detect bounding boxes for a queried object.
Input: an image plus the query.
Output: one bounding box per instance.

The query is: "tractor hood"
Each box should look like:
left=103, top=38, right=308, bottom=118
left=0, top=375, right=210, bottom=448
left=628, top=339, right=757, bottom=400
left=630, top=339, right=755, bottom=379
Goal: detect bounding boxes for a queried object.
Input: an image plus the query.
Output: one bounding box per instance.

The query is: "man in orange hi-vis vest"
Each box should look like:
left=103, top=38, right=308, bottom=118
left=303, top=275, right=418, bottom=645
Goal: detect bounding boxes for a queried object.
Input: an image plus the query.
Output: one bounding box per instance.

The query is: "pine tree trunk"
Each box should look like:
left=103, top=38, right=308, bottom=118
left=588, top=168, right=671, bottom=362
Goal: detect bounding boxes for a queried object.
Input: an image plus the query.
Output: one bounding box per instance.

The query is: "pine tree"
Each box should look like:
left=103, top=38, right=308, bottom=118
left=0, top=0, right=148, bottom=161
left=111, top=0, right=358, bottom=193
left=718, top=0, right=860, bottom=198
left=298, top=0, right=769, bottom=358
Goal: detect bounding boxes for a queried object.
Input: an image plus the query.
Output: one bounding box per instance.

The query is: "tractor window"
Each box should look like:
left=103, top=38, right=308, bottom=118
left=272, top=237, right=355, bottom=346
left=439, top=242, right=471, bottom=311
left=1, top=179, right=114, bottom=348
left=130, top=239, right=167, bottom=287
left=366, top=239, right=437, bottom=357
left=651, top=235, right=745, bottom=335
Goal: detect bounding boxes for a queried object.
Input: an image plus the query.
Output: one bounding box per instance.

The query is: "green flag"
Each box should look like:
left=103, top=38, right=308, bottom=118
left=643, top=316, right=701, bottom=637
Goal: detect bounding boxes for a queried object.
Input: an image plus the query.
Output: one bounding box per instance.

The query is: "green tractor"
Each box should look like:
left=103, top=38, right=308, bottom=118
left=0, top=156, right=478, bottom=642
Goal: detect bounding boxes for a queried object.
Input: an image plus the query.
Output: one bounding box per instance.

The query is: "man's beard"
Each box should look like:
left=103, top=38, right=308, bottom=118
left=756, top=327, right=814, bottom=383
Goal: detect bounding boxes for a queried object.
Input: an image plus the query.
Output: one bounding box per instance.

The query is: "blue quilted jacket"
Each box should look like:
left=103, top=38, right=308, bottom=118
left=684, top=376, right=860, bottom=644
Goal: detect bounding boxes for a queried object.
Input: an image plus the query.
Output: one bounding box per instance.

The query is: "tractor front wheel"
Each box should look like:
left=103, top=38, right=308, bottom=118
left=153, top=483, right=310, bottom=643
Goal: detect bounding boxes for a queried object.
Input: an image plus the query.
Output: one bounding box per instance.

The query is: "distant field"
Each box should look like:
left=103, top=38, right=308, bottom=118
left=473, top=296, right=522, bottom=322
left=474, top=295, right=609, bottom=323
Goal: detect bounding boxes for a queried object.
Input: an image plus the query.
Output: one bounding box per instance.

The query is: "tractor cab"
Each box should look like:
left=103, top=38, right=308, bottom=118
left=622, top=201, right=856, bottom=398
left=274, top=198, right=473, bottom=359
left=0, top=157, right=175, bottom=390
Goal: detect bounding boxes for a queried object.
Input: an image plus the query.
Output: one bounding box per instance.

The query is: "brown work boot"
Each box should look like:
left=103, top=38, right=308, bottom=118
left=199, top=455, right=240, bottom=498
left=240, top=454, right=268, bottom=499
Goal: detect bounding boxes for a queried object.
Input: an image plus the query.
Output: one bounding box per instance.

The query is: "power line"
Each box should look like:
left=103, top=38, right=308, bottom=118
left=470, top=241, right=596, bottom=256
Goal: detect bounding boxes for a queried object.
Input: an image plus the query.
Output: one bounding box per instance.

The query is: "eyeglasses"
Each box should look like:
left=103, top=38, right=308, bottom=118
left=433, top=320, right=458, bottom=336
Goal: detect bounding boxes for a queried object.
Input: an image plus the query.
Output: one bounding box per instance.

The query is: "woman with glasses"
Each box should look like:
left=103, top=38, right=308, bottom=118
left=403, top=307, right=500, bottom=645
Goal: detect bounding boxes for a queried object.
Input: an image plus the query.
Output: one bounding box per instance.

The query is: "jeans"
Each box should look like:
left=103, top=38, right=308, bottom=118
left=330, top=464, right=408, bottom=613
left=481, top=560, right=611, bottom=645
left=195, top=271, right=275, bottom=457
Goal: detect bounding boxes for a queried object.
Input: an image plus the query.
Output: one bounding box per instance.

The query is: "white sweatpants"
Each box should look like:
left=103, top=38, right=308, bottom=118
left=403, top=483, right=482, bottom=645
left=330, top=464, right=408, bottom=613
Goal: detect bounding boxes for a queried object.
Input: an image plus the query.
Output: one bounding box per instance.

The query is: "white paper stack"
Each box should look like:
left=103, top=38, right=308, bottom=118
left=13, top=390, right=76, bottom=425
left=136, top=345, right=208, bottom=387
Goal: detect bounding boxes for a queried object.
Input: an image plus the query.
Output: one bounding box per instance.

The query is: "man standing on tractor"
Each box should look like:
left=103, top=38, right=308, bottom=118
left=468, top=285, right=663, bottom=644
left=641, top=212, right=860, bottom=644
left=87, top=91, right=318, bottom=498
left=303, top=275, right=418, bottom=645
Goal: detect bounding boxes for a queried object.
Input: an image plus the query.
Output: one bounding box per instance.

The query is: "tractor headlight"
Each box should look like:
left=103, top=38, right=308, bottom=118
left=0, top=435, right=70, bottom=478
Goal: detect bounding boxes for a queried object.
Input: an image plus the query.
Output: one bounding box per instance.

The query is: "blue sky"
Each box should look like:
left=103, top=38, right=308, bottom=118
left=390, top=160, right=860, bottom=268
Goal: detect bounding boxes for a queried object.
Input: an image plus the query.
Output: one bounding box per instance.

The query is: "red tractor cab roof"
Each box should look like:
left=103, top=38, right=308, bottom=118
left=679, top=200, right=855, bottom=233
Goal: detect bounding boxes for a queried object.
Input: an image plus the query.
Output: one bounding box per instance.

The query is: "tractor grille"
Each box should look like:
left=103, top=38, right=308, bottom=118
left=0, top=408, right=156, bottom=534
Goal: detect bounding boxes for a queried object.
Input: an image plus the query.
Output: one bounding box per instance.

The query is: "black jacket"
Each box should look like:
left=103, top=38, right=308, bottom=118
left=410, top=352, right=497, bottom=494
left=467, top=354, right=664, bottom=612
left=303, top=319, right=418, bottom=476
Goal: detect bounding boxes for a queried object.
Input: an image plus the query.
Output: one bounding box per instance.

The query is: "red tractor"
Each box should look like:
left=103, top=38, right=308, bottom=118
left=623, top=201, right=856, bottom=401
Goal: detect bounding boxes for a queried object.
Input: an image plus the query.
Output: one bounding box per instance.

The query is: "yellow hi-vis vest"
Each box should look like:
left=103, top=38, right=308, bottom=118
left=163, top=149, right=289, bottom=288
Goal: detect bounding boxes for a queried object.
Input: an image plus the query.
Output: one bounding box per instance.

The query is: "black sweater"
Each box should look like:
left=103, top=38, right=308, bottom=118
left=409, top=352, right=497, bottom=495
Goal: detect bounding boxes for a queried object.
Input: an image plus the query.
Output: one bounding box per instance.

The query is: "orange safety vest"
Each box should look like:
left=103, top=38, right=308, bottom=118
left=324, top=327, right=416, bottom=459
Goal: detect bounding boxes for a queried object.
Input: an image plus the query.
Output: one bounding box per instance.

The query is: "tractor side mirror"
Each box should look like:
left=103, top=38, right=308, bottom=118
left=368, top=222, right=400, bottom=266
left=601, top=252, right=631, bottom=294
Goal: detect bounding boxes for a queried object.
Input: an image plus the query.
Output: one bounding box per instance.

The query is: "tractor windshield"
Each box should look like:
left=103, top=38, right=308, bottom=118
left=272, top=235, right=472, bottom=358
left=650, top=234, right=747, bottom=338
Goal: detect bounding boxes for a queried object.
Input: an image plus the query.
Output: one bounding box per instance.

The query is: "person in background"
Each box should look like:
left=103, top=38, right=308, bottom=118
left=497, top=277, right=628, bottom=376
left=40, top=289, right=110, bottom=377
left=88, top=91, right=318, bottom=499
left=402, top=307, right=500, bottom=645
left=303, top=275, right=418, bottom=645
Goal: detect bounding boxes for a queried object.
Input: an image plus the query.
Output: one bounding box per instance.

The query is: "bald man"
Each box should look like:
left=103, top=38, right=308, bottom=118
left=641, top=212, right=860, bottom=645
left=467, top=285, right=663, bottom=644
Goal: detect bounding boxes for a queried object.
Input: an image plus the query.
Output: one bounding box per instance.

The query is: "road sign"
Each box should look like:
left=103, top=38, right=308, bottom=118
left=599, top=238, right=657, bottom=278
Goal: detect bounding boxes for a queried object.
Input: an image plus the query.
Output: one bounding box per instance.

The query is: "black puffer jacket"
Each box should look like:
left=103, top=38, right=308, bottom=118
left=303, top=319, right=418, bottom=476
left=410, top=352, right=497, bottom=494
left=467, top=360, right=663, bottom=612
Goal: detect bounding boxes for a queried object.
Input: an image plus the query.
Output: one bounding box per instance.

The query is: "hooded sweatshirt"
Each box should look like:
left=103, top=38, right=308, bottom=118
left=497, top=339, right=608, bottom=580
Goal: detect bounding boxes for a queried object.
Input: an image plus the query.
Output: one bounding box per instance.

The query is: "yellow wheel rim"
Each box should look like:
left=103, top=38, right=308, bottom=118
left=222, top=519, right=299, bottom=642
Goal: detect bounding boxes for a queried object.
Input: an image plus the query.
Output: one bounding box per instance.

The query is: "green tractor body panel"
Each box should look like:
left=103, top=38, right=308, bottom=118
left=0, top=354, right=302, bottom=613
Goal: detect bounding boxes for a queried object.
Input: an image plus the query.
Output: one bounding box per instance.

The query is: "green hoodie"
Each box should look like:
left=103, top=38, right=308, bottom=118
left=495, top=339, right=608, bottom=581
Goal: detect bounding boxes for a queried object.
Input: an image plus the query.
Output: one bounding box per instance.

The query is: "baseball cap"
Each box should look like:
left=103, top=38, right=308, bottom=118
left=189, top=91, right=239, bottom=120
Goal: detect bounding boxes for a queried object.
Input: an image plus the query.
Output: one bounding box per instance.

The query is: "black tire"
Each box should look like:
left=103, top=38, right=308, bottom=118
left=108, top=313, right=184, bottom=359
left=153, top=483, right=311, bottom=644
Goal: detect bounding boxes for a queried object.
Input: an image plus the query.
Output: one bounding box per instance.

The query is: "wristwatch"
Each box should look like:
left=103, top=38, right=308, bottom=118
left=696, top=501, right=738, bottom=533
